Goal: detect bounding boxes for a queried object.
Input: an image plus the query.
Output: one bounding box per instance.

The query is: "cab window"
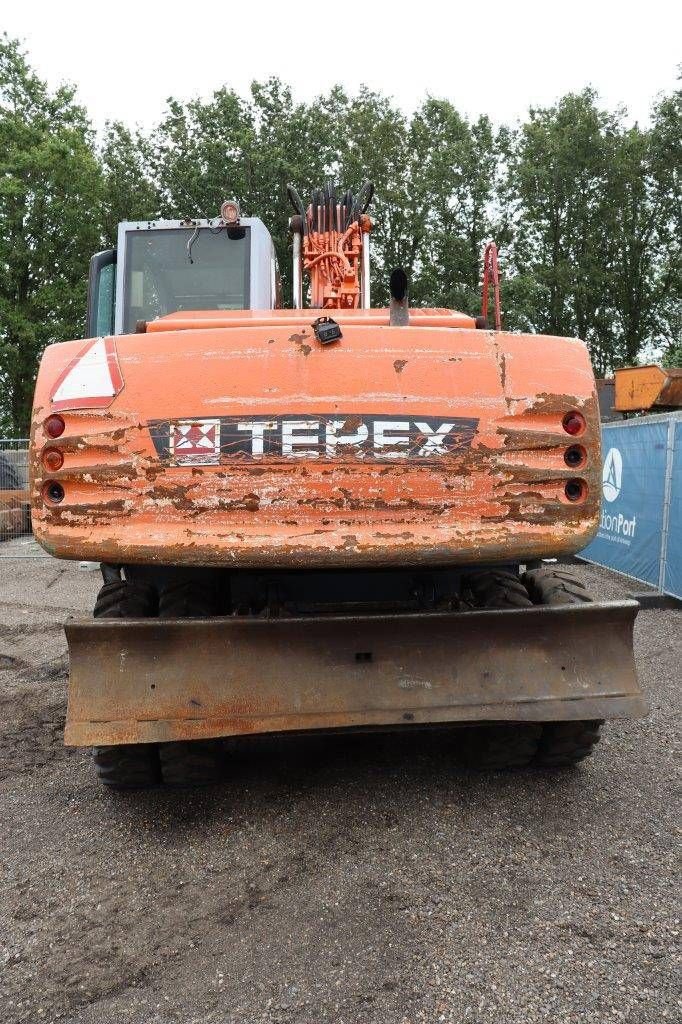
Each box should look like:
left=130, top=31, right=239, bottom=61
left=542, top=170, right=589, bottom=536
left=123, top=227, right=250, bottom=332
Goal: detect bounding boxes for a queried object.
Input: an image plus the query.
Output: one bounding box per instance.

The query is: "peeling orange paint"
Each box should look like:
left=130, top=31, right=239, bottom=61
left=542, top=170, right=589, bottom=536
left=30, top=317, right=600, bottom=568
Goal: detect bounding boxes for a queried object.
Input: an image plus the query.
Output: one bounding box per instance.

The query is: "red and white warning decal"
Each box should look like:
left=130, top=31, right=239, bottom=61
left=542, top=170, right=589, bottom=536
left=51, top=338, right=123, bottom=410
left=170, top=419, right=221, bottom=465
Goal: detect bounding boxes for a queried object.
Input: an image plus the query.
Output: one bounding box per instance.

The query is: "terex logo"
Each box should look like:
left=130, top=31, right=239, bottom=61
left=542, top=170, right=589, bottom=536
left=602, top=447, right=623, bottom=502
left=149, top=414, right=479, bottom=464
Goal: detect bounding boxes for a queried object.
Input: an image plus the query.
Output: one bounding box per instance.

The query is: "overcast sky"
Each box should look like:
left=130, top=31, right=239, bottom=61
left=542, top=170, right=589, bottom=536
left=3, top=0, right=680, bottom=132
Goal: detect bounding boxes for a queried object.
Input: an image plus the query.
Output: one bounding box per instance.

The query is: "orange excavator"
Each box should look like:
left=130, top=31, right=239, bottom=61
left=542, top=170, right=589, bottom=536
left=29, top=183, right=644, bottom=787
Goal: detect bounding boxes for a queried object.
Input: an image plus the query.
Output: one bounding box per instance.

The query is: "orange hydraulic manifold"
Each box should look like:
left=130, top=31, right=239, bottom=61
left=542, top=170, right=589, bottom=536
left=288, top=182, right=373, bottom=309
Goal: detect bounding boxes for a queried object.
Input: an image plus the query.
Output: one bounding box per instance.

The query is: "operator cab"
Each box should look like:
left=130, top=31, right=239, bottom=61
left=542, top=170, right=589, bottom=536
left=86, top=208, right=280, bottom=337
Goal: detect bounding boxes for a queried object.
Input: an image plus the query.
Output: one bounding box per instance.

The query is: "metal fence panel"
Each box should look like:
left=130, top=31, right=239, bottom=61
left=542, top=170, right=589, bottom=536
left=0, top=438, right=30, bottom=543
left=581, top=420, right=668, bottom=586
left=580, top=412, right=682, bottom=596
left=663, top=420, right=682, bottom=599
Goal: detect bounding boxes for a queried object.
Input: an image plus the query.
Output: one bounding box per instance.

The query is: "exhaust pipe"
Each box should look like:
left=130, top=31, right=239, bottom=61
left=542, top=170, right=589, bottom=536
left=389, top=268, right=409, bottom=326
left=361, top=231, right=371, bottom=308
left=287, top=185, right=307, bottom=310
left=292, top=228, right=303, bottom=309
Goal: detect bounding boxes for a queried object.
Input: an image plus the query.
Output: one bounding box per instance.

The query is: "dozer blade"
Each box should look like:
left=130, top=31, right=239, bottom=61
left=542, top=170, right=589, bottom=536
left=64, top=601, right=645, bottom=747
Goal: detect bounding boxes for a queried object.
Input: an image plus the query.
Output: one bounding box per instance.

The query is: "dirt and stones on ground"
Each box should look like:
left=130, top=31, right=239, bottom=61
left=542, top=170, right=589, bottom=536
left=0, top=541, right=680, bottom=1023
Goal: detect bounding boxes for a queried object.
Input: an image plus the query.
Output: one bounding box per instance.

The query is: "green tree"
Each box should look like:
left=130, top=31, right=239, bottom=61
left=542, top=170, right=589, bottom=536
left=138, top=78, right=342, bottom=303
left=601, top=91, right=680, bottom=369
left=330, top=87, right=415, bottom=306
left=0, top=35, right=102, bottom=434
left=509, top=90, right=618, bottom=373
left=100, top=122, right=160, bottom=245
left=648, top=81, right=681, bottom=360
left=508, top=85, right=681, bottom=373
left=2, top=44, right=680, bottom=434
left=408, top=100, right=508, bottom=311
left=661, top=338, right=682, bottom=367
left=603, top=124, right=660, bottom=367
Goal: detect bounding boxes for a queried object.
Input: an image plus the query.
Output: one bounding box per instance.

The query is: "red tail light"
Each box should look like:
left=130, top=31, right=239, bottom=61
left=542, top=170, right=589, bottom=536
left=42, top=448, right=64, bottom=472
left=562, top=411, right=585, bottom=436
left=565, top=479, right=587, bottom=502
left=44, top=414, right=65, bottom=438
left=564, top=445, right=586, bottom=468
left=43, top=481, right=65, bottom=504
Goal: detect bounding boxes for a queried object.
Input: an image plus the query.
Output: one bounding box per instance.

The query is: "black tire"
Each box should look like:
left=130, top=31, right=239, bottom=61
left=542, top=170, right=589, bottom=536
left=92, top=578, right=159, bottom=787
left=156, top=580, right=222, bottom=785
left=94, top=579, right=157, bottom=618
left=524, top=566, right=603, bottom=766
left=159, top=741, right=223, bottom=786
left=94, top=744, right=160, bottom=789
left=523, top=565, right=591, bottom=605
left=464, top=569, right=533, bottom=609
left=535, top=720, right=602, bottom=767
left=457, top=570, right=538, bottom=767
left=158, top=580, right=216, bottom=618
left=456, top=723, right=542, bottom=769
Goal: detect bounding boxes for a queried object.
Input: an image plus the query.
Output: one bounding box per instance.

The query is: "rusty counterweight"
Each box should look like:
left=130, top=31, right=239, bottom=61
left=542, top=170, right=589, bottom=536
left=31, top=322, right=602, bottom=569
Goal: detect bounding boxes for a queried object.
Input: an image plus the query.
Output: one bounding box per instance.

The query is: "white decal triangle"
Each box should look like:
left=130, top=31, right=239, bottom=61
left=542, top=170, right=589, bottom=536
left=52, top=339, right=116, bottom=403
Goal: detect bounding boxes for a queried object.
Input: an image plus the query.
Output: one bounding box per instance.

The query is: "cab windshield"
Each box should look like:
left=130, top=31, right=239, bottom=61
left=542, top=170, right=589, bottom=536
left=122, top=227, right=250, bottom=332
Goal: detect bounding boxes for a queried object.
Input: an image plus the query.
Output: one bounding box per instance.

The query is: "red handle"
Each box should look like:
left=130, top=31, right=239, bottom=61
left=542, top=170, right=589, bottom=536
left=481, top=242, right=502, bottom=331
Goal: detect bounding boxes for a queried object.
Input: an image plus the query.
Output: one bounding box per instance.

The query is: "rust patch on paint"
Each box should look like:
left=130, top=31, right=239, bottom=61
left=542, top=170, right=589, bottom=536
left=290, top=332, right=312, bottom=357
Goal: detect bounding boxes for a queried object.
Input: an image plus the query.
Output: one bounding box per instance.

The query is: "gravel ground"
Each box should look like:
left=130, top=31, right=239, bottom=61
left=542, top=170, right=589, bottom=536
left=0, top=540, right=680, bottom=1024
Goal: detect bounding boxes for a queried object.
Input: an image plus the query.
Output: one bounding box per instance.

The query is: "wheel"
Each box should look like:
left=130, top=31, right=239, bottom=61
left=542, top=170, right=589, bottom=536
left=159, top=741, right=223, bottom=786
left=464, top=569, right=533, bottom=609
left=535, top=720, right=602, bottom=767
left=523, top=565, right=591, bottom=605
left=94, top=579, right=157, bottom=618
left=157, top=581, right=221, bottom=785
left=457, top=570, right=538, bottom=767
left=92, top=577, right=159, bottom=787
left=456, top=723, right=542, bottom=769
left=158, top=580, right=216, bottom=618
left=94, top=744, right=160, bottom=789
left=524, top=566, right=604, bottom=766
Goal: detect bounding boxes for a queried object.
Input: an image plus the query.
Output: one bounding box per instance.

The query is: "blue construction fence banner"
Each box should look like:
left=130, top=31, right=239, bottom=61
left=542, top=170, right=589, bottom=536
left=580, top=413, right=682, bottom=598
left=664, top=420, right=682, bottom=599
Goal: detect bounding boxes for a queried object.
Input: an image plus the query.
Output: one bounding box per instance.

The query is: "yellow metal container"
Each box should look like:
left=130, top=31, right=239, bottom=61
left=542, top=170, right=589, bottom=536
left=614, top=365, right=682, bottom=412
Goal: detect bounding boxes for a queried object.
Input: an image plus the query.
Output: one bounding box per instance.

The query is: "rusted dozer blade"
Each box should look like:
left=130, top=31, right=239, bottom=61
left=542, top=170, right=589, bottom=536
left=63, top=601, right=646, bottom=747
